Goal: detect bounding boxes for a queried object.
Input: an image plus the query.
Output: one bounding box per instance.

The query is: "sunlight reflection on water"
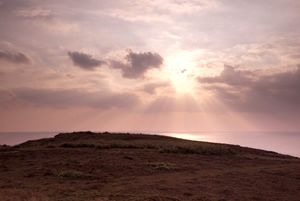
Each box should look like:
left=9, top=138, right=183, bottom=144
left=164, top=133, right=208, bottom=141
left=161, top=132, right=300, bottom=158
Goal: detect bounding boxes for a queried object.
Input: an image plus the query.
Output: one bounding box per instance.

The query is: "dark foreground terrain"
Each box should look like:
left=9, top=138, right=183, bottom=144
left=0, top=132, right=299, bottom=201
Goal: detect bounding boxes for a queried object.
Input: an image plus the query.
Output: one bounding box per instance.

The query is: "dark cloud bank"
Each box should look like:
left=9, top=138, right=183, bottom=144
left=197, top=65, right=300, bottom=113
left=68, top=50, right=163, bottom=78
left=0, top=88, right=139, bottom=109
left=0, top=50, right=31, bottom=64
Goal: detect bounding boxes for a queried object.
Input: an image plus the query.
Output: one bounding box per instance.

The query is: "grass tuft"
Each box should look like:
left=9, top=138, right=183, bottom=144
left=56, top=170, right=84, bottom=178
left=146, top=162, right=178, bottom=170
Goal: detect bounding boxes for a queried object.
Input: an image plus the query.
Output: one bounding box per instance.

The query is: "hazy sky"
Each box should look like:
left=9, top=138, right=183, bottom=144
left=0, top=0, right=300, bottom=132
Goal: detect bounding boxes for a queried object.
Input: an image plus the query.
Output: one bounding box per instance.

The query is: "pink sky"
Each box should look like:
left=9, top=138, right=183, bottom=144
left=0, top=0, right=300, bottom=132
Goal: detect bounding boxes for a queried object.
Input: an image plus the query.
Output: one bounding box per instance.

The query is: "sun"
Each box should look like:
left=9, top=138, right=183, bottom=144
left=163, top=51, right=198, bottom=95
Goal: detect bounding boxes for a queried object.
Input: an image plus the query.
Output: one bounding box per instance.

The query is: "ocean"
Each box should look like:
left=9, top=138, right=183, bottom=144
left=0, top=131, right=299, bottom=158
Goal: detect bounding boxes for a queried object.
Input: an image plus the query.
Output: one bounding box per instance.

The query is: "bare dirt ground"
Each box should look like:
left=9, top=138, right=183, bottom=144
left=0, top=132, right=299, bottom=201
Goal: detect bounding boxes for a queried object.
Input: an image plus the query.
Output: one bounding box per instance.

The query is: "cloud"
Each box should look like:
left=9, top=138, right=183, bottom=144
left=0, top=50, right=31, bottom=64
left=0, top=0, right=27, bottom=11
left=67, top=50, right=163, bottom=78
left=94, top=0, right=218, bottom=25
left=197, top=65, right=253, bottom=86
left=68, top=51, right=106, bottom=70
left=197, top=65, right=300, bottom=113
left=155, top=0, right=219, bottom=13
left=202, top=85, right=239, bottom=101
left=14, top=7, right=53, bottom=20
left=0, top=88, right=139, bottom=109
left=0, top=88, right=16, bottom=107
left=143, top=82, right=170, bottom=94
left=11, top=5, right=80, bottom=35
left=110, top=50, right=163, bottom=79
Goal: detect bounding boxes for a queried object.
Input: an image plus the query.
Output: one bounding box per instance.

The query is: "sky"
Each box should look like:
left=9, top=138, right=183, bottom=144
left=0, top=0, right=300, bottom=132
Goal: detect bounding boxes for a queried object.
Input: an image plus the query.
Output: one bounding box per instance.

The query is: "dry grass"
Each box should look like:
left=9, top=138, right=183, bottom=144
left=0, top=189, right=49, bottom=201
left=146, top=162, right=178, bottom=170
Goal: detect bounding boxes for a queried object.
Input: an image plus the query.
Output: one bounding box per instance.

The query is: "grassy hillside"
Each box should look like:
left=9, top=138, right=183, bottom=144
left=0, top=131, right=299, bottom=201
left=18, top=131, right=291, bottom=157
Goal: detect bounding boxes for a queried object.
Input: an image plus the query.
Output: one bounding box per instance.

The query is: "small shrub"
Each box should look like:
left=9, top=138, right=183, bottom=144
left=124, top=156, right=134, bottom=160
left=144, top=195, right=180, bottom=201
left=61, top=143, right=76, bottom=148
left=0, top=144, right=9, bottom=148
left=144, top=144, right=158, bottom=149
left=124, top=144, right=141, bottom=149
left=78, top=143, right=95, bottom=148
left=146, top=162, right=178, bottom=170
left=109, top=143, right=141, bottom=149
left=60, top=143, right=95, bottom=148
left=195, top=196, right=210, bottom=201
left=56, top=170, right=83, bottom=178
left=96, top=144, right=111, bottom=149
left=109, top=143, right=120, bottom=148
left=159, top=145, right=236, bottom=156
left=176, top=146, right=198, bottom=154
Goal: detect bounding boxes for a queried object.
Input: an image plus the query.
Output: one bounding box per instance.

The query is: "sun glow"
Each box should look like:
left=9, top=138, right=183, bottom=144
left=164, top=51, right=199, bottom=95
left=167, top=133, right=208, bottom=141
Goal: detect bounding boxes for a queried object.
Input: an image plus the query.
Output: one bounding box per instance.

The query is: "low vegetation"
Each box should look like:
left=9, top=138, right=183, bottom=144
left=146, top=162, right=178, bottom=170
left=56, top=170, right=84, bottom=178
left=18, top=131, right=284, bottom=157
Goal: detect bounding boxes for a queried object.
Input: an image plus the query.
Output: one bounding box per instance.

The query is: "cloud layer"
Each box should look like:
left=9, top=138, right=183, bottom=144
left=0, top=50, right=31, bottom=64
left=198, top=65, right=300, bottom=113
left=0, top=88, right=139, bottom=110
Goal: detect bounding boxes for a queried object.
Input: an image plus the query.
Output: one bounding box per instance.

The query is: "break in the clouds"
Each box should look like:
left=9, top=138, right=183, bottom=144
left=0, top=50, right=31, bottom=64
left=68, top=51, right=106, bottom=70
left=110, top=51, right=164, bottom=79
left=198, top=65, right=300, bottom=113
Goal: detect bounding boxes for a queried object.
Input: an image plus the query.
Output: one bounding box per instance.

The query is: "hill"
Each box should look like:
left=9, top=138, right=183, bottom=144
left=0, top=131, right=299, bottom=201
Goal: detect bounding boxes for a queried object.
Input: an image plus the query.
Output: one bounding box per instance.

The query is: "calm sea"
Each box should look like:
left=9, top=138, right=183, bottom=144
left=0, top=131, right=299, bottom=158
